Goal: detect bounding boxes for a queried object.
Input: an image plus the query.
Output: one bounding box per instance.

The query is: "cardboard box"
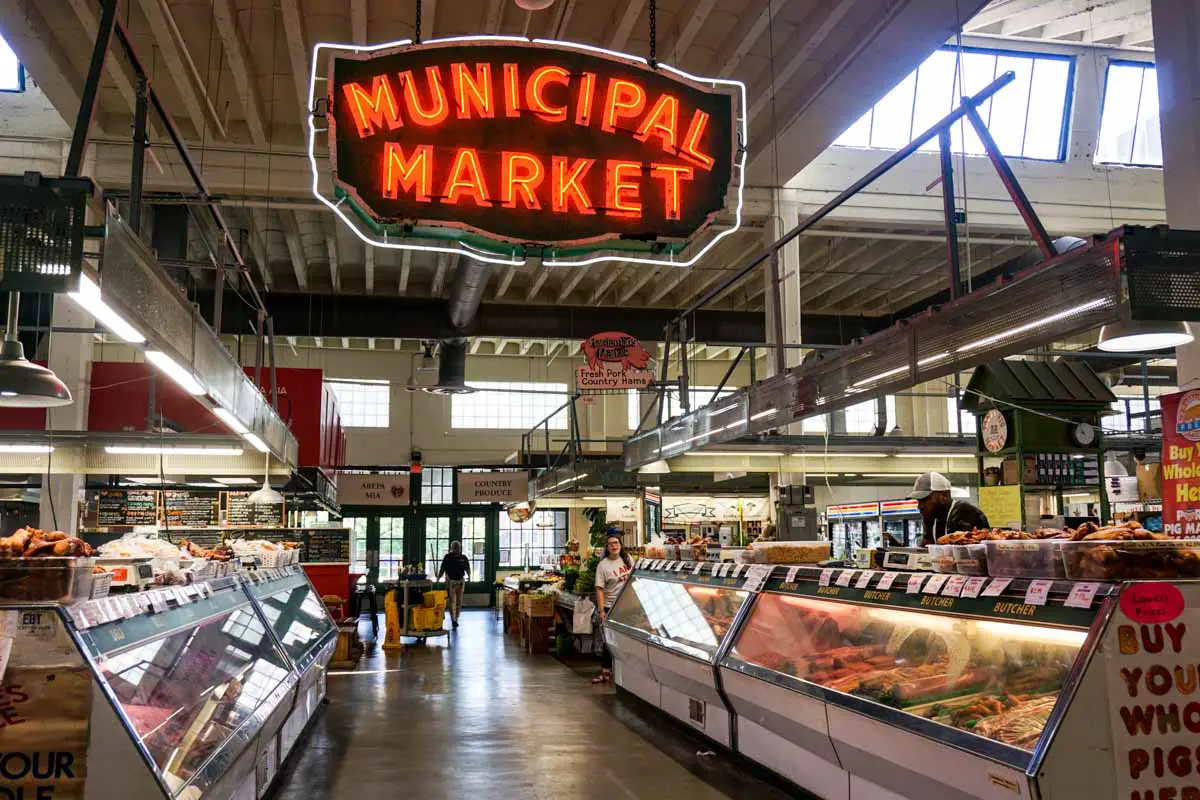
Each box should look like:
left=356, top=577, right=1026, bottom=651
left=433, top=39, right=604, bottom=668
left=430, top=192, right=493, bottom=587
left=1136, top=462, right=1162, bottom=500
left=1001, top=456, right=1036, bottom=485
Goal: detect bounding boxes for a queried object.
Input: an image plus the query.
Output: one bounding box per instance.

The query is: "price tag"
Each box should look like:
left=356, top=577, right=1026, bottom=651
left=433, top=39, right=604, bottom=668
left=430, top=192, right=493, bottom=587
left=675, top=561, right=687, bottom=572
left=819, top=569, right=834, bottom=587
left=922, top=574, right=949, bottom=594
left=1024, top=579, right=1053, bottom=606
left=876, top=572, right=899, bottom=591
left=906, top=573, right=926, bottom=594
left=855, top=571, right=874, bottom=589
left=0, top=636, right=12, bottom=685
left=835, top=570, right=855, bottom=588
left=649, top=559, right=662, bottom=570
left=942, top=575, right=967, bottom=597
left=961, top=576, right=988, bottom=598
left=150, top=593, right=169, bottom=614
left=66, top=606, right=88, bottom=630
left=692, top=562, right=705, bottom=575
left=981, top=577, right=1012, bottom=597
left=1065, top=581, right=1101, bottom=609
left=732, top=564, right=747, bottom=579
left=637, top=558, right=646, bottom=568
left=785, top=566, right=800, bottom=584
left=742, top=565, right=773, bottom=593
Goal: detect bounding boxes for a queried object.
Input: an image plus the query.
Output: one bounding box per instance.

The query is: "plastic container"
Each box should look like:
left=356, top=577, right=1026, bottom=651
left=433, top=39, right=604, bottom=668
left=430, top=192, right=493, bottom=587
left=950, top=543, right=989, bottom=576
left=662, top=544, right=681, bottom=562
left=1061, top=538, right=1200, bottom=581
left=928, top=545, right=957, bottom=573
left=984, top=540, right=1066, bottom=578
left=644, top=544, right=667, bottom=559
left=0, top=558, right=95, bottom=603
left=751, top=541, right=832, bottom=564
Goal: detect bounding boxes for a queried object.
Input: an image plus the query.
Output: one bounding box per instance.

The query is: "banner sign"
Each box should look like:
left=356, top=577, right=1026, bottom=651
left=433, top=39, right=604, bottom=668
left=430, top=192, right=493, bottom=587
left=316, top=38, right=743, bottom=265
left=880, top=499, right=919, bottom=516
left=1161, top=391, right=1200, bottom=536
left=457, top=471, right=529, bottom=503
left=826, top=502, right=880, bottom=520
left=337, top=473, right=410, bottom=506
left=577, top=331, right=653, bottom=391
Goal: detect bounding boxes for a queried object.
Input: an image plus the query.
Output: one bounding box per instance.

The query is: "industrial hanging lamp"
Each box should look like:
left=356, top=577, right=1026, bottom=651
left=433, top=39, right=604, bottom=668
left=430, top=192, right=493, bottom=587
left=0, top=291, right=72, bottom=407
left=637, top=459, right=671, bottom=475
left=1097, top=319, right=1194, bottom=353
left=247, top=453, right=283, bottom=505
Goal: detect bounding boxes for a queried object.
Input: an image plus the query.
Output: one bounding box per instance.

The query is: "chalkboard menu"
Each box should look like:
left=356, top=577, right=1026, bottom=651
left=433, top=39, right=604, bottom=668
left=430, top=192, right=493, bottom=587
left=97, top=490, right=159, bottom=527
left=304, top=529, right=350, bottom=563
left=223, top=492, right=286, bottom=528
left=162, top=491, right=219, bottom=528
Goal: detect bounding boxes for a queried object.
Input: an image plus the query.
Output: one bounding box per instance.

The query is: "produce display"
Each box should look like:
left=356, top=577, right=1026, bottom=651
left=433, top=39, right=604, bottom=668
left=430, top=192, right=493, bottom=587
left=730, top=593, right=1082, bottom=751
left=0, top=527, right=95, bottom=558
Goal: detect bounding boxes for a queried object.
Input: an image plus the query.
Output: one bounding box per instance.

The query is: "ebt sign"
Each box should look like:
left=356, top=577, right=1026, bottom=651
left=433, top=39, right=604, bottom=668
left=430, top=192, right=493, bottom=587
left=311, top=37, right=744, bottom=265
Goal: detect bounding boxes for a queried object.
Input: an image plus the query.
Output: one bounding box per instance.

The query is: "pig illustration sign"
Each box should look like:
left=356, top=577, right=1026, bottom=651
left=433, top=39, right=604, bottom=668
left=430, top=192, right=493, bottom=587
left=576, top=332, right=652, bottom=391
left=1161, top=391, right=1200, bottom=536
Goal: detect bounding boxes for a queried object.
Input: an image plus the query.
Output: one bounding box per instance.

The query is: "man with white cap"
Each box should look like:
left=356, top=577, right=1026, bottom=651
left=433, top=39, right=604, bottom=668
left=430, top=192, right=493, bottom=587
left=907, top=472, right=990, bottom=546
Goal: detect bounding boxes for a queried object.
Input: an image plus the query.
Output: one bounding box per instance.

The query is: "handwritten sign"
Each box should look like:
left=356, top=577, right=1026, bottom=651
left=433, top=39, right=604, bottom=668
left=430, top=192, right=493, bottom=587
left=922, top=574, right=949, bottom=594
left=1024, top=579, right=1052, bottom=607
left=961, top=576, right=988, bottom=598
left=819, top=569, right=834, bottom=587
left=877, top=572, right=899, bottom=591
left=906, top=574, right=926, bottom=594
left=981, top=577, right=1012, bottom=597
left=835, top=570, right=855, bottom=588
left=855, top=571, right=874, bottom=589
left=942, top=575, right=967, bottom=597
left=1120, top=582, right=1185, bottom=624
left=1065, top=582, right=1102, bottom=610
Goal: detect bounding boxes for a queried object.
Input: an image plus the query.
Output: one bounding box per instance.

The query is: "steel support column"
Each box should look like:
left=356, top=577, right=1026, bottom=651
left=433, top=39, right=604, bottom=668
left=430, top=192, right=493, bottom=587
left=129, top=76, right=149, bottom=234
left=66, top=0, right=117, bottom=178
left=939, top=128, right=962, bottom=299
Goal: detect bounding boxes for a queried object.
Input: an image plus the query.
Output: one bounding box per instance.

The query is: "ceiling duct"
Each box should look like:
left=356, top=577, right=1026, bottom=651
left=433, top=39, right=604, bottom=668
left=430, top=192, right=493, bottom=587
left=425, top=338, right=472, bottom=395
left=422, top=257, right=490, bottom=395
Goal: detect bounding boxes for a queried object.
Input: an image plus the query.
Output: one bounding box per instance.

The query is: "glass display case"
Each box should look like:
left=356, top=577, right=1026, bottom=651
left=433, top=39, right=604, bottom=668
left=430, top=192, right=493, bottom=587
left=608, top=574, right=749, bottom=660
left=250, top=569, right=337, bottom=671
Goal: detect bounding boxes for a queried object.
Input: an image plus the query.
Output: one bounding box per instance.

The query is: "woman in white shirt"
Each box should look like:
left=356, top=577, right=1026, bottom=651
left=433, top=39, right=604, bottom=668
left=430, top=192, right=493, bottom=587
left=593, top=534, right=632, bottom=684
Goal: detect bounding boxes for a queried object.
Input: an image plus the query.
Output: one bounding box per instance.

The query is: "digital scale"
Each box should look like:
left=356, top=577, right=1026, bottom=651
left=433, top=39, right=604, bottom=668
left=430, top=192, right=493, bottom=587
left=881, top=548, right=933, bottom=571
left=97, top=558, right=156, bottom=591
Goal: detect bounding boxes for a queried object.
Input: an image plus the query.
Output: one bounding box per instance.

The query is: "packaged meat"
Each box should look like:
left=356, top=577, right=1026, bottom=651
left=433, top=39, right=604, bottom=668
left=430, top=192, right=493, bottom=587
left=950, top=543, right=988, bottom=576
left=928, top=545, right=957, bottom=574
left=984, top=540, right=1066, bottom=578
left=1060, top=538, right=1200, bottom=580
left=0, top=558, right=95, bottom=602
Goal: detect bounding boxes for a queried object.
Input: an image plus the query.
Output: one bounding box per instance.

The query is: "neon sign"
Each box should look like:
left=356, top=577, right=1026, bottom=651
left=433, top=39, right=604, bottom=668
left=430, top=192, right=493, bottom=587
left=312, top=37, right=744, bottom=266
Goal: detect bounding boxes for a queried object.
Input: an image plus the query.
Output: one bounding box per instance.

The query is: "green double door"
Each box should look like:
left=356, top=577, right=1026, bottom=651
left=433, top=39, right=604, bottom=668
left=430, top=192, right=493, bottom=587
left=366, top=510, right=495, bottom=602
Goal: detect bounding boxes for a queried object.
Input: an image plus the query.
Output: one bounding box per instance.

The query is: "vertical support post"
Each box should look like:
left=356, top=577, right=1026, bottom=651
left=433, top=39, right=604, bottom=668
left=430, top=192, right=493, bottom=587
left=657, top=323, right=672, bottom=426
left=1141, top=358, right=1151, bottom=433
left=129, top=76, right=149, bottom=234
left=767, top=250, right=786, bottom=375
left=267, top=316, right=278, bottom=411
left=66, top=0, right=117, bottom=178
left=679, top=317, right=690, bottom=413
left=749, top=345, right=757, bottom=384
left=213, top=264, right=225, bottom=338
left=254, top=312, right=265, bottom=388
left=939, top=128, right=962, bottom=299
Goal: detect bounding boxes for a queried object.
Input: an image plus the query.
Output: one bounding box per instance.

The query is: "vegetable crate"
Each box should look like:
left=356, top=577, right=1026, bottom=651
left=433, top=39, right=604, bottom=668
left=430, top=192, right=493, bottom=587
left=520, top=594, right=555, bottom=617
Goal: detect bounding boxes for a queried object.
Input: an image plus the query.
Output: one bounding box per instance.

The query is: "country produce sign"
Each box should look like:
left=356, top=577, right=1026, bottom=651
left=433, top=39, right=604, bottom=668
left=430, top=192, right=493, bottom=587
left=1161, top=391, right=1200, bottom=536
left=312, top=37, right=744, bottom=265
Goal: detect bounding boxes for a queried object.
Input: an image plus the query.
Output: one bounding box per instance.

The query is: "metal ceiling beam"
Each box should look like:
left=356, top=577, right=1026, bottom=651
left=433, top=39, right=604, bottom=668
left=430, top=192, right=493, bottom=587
left=805, top=241, right=937, bottom=310
left=245, top=210, right=273, bottom=291
left=649, top=268, right=693, bottom=304
left=351, top=0, right=368, bottom=43
left=497, top=339, right=512, bottom=355
left=557, top=266, right=589, bottom=302
left=609, top=0, right=646, bottom=50
left=526, top=263, right=551, bottom=301
left=520, top=340, right=535, bottom=356
left=66, top=0, right=136, bottom=112
left=1123, top=23, right=1155, bottom=45
left=133, top=0, right=218, bottom=139
left=279, top=0, right=311, bottom=113
left=496, top=265, right=517, bottom=298
left=1037, top=0, right=1146, bottom=39
left=365, top=245, right=375, bottom=293
left=431, top=254, right=450, bottom=296
left=470, top=338, right=484, bottom=354
left=589, top=264, right=628, bottom=304
left=718, top=0, right=786, bottom=77
left=548, top=0, right=576, bottom=38
left=0, top=0, right=87, bottom=134
left=991, top=0, right=1104, bottom=34
left=398, top=250, right=410, bottom=294
left=322, top=216, right=341, bottom=293
left=963, top=0, right=1044, bottom=29
left=670, top=0, right=718, bottom=63
left=874, top=244, right=1031, bottom=312
left=213, top=0, right=267, bottom=144
left=618, top=265, right=661, bottom=303
left=279, top=210, right=309, bottom=290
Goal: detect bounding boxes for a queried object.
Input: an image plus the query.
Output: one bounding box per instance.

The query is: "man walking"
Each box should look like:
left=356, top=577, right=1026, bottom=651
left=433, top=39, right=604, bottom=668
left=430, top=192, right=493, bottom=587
left=436, top=541, right=471, bottom=628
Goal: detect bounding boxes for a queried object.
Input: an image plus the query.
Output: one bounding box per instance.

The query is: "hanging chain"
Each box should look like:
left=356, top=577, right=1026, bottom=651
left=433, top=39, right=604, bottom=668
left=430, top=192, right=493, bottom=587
left=414, top=0, right=422, bottom=44
left=648, top=0, right=657, bottom=67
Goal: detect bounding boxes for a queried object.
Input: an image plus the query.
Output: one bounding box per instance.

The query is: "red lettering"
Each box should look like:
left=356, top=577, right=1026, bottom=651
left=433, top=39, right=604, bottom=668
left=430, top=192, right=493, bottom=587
left=635, top=93, right=680, bottom=153
left=1123, top=667, right=1145, bottom=698
left=399, top=66, right=449, bottom=127
left=601, top=79, right=646, bottom=133
left=1169, top=745, right=1192, bottom=778
left=1179, top=664, right=1198, bottom=695
left=527, top=65, right=569, bottom=122
left=575, top=72, right=596, bottom=127
left=1186, top=701, right=1200, bottom=732
left=342, top=76, right=401, bottom=137
left=1131, top=748, right=1151, bottom=779
left=501, top=152, right=544, bottom=210
left=503, top=63, right=521, bottom=117
left=382, top=143, right=432, bottom=202
left=650, top=163, right=693, bottom=220
left=1123, top=705, right=1156, bottom=735
left=1150, top=665, right=1174, bottom=696
left=680, top=109, right=715, bottom=171
left=451, top=63, right=495, bottom=119
left=1145, top=624, right=1167, bottom=653
left=443, top=148, right=491, bottom=206
left=1159, top=704, right=1183, bottom=733
left=1167, top=622, right=1188, bottom=653
left=552, top=157, right=595, bottom=215
left=606, top=160, right=642, bottom=218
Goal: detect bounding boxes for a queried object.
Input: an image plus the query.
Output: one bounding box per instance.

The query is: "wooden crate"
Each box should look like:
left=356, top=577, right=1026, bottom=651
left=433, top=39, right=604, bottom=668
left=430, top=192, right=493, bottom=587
left=519, top=593, right=555, bottom=617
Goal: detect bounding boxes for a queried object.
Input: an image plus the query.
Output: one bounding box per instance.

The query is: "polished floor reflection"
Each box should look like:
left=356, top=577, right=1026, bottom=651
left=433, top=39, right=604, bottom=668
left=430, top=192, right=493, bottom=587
left=271, top=609, right=802, bottom=799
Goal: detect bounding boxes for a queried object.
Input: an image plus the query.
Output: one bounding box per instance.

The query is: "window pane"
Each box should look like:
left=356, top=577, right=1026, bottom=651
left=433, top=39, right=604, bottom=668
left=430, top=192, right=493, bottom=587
left=869, top=72, right=918, bottom=149
left=499, top=509, right=568, bottom=568
left=989, top=56, right=1034, bottom=155
left=1097, top=63, right=1156, bottom=165
left=0, top=36, right=22, bottom=93
left=1132, top=67, right=1163, bottom=166
left=947, top=396, right=976, bottom=435
left=327, top=379, right=389, bottom=427
left=834, top=110, right=872, bottom=147
left=951, top=53, right=998, bottom=155
left=912, top=50, right=958, bottom=152
left=451, top=381, right=569, bottom=429
left=802, top=414, right=827, bottom=434
left=1022, top=58, right=1071, bottom=159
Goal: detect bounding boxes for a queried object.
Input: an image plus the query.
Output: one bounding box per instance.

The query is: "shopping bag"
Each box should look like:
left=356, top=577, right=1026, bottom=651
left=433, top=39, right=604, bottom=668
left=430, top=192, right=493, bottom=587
left=573, top=597, right=595, bottom=634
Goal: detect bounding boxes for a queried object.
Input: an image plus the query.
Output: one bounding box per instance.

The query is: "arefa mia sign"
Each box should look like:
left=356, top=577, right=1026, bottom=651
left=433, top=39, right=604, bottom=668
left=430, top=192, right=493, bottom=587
left=337, top=474, right=411, bottom=506
left=312, top=37, right=744, bottom=266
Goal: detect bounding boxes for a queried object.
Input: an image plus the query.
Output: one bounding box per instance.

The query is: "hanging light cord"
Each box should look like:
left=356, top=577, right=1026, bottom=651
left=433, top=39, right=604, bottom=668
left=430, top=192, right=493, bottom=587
left=648, top=0, right=657, bottom=68
left=414, top=0, right=423, bottom=44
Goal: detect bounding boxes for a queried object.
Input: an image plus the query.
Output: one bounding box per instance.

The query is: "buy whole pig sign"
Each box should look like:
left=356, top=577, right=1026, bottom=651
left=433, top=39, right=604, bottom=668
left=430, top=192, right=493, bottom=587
left=576, top=332, right=652, bottom=391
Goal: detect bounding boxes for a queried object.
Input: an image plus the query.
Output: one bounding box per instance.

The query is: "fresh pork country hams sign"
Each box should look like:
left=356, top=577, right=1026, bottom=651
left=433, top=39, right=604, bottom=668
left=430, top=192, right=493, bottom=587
left=316, top=38, right=742, bottom=264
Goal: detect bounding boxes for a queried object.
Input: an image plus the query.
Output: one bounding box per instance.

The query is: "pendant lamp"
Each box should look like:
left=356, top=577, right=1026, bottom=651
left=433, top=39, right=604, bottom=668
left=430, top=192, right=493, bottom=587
left=1097, top=319, right=1194, bottom=353
left=247, top=453, right=283, bottom=505
left=638, top=459, right=671, bottom=475
left=0, top=292, right=72, bottom=408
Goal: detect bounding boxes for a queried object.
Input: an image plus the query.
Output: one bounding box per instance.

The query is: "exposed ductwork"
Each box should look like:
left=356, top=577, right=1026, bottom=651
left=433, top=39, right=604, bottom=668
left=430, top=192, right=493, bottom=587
left=425, top=257, right=491, bottom=394
left=429, top=338, right=471, bottom=395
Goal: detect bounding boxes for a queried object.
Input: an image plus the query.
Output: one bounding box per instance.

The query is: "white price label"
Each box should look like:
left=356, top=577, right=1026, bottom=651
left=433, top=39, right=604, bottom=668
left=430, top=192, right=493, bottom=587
left=835, top=570, right=855, bottom=588
left=637, top=558, right=646, bottom=568
left=876, top=572, right=900, bottom=591
left=922, top=574, right=949, bottom=594
left=692, top=562, right=705, bottom=575
left=960, top=576, right=988, bottom=598
left=981, top=577, right=1012, bottom=597
left=906, top=574, right=926, bottom=594
left=785, top=566, right=800, bottom=584
left=675, top=561, right=687, bottom=572
left=819, top=569, right=834, bottom=587
left=732, top=564, right=747, bottom=579
left=1024, top=580, right=1053, bottom=606
left=66, top=606, right=88, bottom=630
left=1064, top=581, right=1101, bottom=609
left=150, top=593, right=169, bottom=614
left=942, top=575, right=967, bottom=597
left=651, top=560, right=664, bottom=570
left=855, top=571, right=874, bottom=589
left=742, top=565, right=773, bottom=593
left=0, top=637, right=12, bottom=685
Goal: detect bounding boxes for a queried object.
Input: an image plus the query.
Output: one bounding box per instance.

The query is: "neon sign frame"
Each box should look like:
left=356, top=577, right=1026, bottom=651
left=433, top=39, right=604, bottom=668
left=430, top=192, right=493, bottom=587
left=307, top=35, right=747, bottom=269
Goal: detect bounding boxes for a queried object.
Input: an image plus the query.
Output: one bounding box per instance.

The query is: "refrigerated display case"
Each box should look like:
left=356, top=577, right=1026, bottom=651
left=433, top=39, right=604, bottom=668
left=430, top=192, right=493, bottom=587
left=827, top=504, right=882, bottom=560
left=881, top=499, right=924, bottom=547
left=604, top=566, right=754, bottom=746
left=0, top=564, right=336, bottom=800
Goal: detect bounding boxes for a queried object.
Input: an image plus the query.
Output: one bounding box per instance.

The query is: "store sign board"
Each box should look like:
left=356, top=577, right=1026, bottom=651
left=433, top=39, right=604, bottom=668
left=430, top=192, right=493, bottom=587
left=338, top=473, right=410, bottom=505
left=457, top=471, right=529, bottom=503
left=880, top=499, right=919, bottom=517
left=1161, top=390, right=1200, bottom=536
left=1105, top=583, right=1200, bottom=799
left=826, top=502, right=880, bottom=520
left=606, top=497, right=638, bottom=523
left=321, top=39, right=740, bottom=262
left=577, top=331, right=653, bottom=391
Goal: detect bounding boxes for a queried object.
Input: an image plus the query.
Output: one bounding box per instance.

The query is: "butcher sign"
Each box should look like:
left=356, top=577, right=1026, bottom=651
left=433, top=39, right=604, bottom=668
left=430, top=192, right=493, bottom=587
left=314, top=37, right=742, bottom=264
left=577, top=332, right=653, bottom=391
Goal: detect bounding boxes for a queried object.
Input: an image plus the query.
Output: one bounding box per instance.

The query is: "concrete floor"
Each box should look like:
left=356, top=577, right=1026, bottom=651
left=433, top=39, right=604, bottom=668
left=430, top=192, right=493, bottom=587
left=271, top=609, right=805, bottom=799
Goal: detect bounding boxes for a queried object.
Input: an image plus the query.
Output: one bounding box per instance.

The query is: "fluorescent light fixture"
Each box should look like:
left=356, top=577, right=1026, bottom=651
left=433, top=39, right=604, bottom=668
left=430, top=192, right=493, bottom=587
left=710, top=403, right=740, bottom=417
left=212, top=407, right=249, bottom=434
left=126, top=476, right=174, bottom=485
left=1098, top=319, right=1194, bottom=353
left=189, top=482, right=229, bottom=489
left=0, top=444, right=53, bottom=453
left=957, top=299, right=1108, bottom=354
left=684, top=450, right=786, bottom=457
left=852, top=352, right=950, bottom=388
left=144, top=351, right=205, bottom=395
left=549, top=472, right=589, bottom=490
left=637, top=460, right=671, bottom=475
left=68, top=274, right=145, bottom=344
left=793, top=452, right=888, bottom=458
left=894, top=453, right=976, bottom=458
left=861, top=472, right=924, bottom=477
left=214, top=477, right=257, bottom=485
left=749, top=408, right=778, bottom=421
left=106, top=445, right=244, bottom=456
left=243, top=433, right=269, bottom=453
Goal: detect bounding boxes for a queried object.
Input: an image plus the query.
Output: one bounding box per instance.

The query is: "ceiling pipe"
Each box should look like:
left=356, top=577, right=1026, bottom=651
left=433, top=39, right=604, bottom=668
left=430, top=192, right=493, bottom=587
left=428, top=256, right=492, bottom=394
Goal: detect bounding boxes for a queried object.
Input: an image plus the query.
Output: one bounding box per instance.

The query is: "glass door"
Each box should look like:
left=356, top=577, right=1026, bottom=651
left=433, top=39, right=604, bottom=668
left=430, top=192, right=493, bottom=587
left=458, top=513, right=490, bottom=594
left=422, top=515, right=452, bottom=576
left=378, top=516, right=406, bottom=581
